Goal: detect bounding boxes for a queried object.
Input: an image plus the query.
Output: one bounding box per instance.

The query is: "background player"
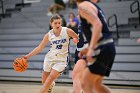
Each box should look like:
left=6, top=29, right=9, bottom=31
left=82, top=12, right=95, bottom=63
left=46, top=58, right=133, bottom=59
left=72, top=21, right=88, bottom=93
left=22, top=14, right=78, bottom=93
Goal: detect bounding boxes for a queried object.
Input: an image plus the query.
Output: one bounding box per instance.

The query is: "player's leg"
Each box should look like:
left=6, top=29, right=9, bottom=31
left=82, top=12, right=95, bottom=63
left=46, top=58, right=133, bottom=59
left=40, top=69, right=60, bottom=93
left=41, top=71, right=50, bottom=84
left=72, top=50, right=82, bottom=93
left=72, top=59, right=86, bottom=93
left=42, top=61, right=56, bottom=93
left=41, top=71, right=55, bottom=93
left=40, top=62, right=67, bottom=93
left=81, top=69, right=110, bottom=93
left=93, top=43, right=115, bottom=93
left=94, top=76, right=111, bottom=93
left=80, top=58, right=96, bottom=93
left=48, top=81, right=55, bottom=93
left=81, top=43, right=115, bottom=93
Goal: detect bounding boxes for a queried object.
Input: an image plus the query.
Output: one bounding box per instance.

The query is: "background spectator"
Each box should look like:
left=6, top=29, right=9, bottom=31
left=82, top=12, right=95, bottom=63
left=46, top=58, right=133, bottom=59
left=66, top=12, right=79, bottom=33
left=68, top=0, right=77, bottom=9
left=47, top=0, right=66, bottom=16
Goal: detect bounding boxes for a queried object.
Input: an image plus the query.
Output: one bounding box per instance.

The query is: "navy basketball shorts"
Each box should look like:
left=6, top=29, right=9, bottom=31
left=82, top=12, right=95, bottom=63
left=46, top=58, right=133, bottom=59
left=88, top=42, right=116, bottom=77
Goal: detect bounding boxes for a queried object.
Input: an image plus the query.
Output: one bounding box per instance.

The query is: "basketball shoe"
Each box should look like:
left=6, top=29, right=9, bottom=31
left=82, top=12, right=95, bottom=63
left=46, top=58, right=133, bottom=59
left=48, top=81, right=55, bottom=93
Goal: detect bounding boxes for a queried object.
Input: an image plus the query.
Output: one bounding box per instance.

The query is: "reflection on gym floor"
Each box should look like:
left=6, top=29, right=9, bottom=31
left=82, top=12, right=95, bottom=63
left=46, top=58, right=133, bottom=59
left=0, top=81, right=140, bottom=93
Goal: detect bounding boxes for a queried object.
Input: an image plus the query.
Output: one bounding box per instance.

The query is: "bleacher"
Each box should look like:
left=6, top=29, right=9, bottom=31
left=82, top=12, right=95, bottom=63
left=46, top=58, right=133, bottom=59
left=0, top=0, right=140, bottom=86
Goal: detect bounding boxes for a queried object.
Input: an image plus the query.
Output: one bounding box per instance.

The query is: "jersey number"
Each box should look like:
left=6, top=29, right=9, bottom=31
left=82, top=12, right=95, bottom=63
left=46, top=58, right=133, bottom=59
left=56, top=45, right=63, bottom=49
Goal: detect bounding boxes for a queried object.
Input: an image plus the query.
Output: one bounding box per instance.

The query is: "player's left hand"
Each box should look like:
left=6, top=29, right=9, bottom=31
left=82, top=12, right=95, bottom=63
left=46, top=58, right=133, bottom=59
left=78, top=48, right=88, bottom=58
left=72, top=38, right=79, bottom=44
left=21, top=55, right=28, bottom=60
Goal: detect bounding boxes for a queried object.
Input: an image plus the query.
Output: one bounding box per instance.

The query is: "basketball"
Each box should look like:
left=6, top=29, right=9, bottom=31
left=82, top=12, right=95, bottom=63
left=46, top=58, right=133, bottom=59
left=13, top=57, right=28, bottom=72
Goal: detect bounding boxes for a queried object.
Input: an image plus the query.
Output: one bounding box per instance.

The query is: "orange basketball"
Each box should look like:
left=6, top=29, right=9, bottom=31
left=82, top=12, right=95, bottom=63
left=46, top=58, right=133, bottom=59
left=13, top=57, right=28, bottom=72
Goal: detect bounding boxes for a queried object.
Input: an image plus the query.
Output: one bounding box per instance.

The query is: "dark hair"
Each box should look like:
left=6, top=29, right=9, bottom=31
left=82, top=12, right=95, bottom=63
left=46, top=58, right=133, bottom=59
left=69, top=12, right=75, bottom=18
left=50, top=14, right=62, bottom=23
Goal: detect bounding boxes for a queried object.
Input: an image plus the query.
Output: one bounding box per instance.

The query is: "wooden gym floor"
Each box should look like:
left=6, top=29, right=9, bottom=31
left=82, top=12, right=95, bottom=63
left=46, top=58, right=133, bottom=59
left=0, top=81, right=140, bottom=93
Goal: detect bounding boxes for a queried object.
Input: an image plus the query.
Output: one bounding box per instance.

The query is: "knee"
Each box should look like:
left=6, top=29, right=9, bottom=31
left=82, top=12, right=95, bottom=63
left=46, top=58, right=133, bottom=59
left=72, top=59, right=86, bottom=76
left=81, top=80, right=93, bottom=91
left=94, top=78, right=102, bottom=89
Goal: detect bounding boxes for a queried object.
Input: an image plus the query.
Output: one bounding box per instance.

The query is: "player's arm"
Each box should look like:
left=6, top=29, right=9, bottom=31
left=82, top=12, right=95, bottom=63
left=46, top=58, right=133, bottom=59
left=78, top=2, right=102, bottom=50
left=67, top=28, right=79, bottom=44
left=24, top=33, right=49, bottom=59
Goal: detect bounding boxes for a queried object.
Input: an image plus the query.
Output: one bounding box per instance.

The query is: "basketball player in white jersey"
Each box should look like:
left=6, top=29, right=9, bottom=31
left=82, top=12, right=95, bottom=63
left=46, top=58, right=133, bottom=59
left=23, top=14, right=79, bottom=93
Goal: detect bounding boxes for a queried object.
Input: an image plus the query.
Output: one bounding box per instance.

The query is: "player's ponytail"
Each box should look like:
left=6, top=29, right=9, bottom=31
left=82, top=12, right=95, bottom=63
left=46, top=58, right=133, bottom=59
left=50, top=14, right=62, bottom=23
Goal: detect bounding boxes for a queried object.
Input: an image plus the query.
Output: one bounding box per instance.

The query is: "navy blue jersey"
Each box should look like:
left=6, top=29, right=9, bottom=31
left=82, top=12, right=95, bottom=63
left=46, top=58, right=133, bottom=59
left=80, top=1, right=112, bottom=43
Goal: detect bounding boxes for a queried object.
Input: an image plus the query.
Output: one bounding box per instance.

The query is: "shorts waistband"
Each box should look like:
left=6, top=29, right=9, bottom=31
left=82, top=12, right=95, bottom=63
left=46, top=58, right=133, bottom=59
left=95, top=38, right=114, bottom=48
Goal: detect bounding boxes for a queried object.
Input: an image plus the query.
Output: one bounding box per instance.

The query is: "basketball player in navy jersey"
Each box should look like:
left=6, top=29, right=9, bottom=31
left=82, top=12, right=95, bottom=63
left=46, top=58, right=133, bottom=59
left=23, top=14, right=78, bottom=93
left=75, top=0, right=116, bottom=93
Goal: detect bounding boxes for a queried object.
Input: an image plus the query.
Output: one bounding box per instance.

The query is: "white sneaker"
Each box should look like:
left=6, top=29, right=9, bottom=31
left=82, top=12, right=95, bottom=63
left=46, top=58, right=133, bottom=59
left=48, top=81, right=55, bottom=93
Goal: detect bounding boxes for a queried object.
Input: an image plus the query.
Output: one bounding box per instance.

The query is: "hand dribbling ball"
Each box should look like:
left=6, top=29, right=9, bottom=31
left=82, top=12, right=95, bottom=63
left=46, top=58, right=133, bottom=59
left=13, top=57, right=28, bottom=72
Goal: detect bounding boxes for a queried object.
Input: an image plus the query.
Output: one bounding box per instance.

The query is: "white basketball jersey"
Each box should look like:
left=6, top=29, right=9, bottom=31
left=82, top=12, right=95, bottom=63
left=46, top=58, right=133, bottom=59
left=45, top=27, right=70, bottom=62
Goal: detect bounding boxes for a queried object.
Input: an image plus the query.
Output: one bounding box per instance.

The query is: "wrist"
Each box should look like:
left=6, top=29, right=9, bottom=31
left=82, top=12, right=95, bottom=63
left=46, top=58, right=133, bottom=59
left=89, top=47, right=93, bottom=50
left=23, top=56, right=28, bottom=59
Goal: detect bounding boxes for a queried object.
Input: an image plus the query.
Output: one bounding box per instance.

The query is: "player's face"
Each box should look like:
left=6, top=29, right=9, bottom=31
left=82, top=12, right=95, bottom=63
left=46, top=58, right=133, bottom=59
left=51, top=19, right=62, bottom=30
left=69, top=13, right=74, bottom=19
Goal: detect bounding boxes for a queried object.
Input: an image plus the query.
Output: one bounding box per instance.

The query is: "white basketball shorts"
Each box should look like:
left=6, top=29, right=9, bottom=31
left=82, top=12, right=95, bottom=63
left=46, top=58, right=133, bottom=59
left=43, top=59, right=67, bottom=73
